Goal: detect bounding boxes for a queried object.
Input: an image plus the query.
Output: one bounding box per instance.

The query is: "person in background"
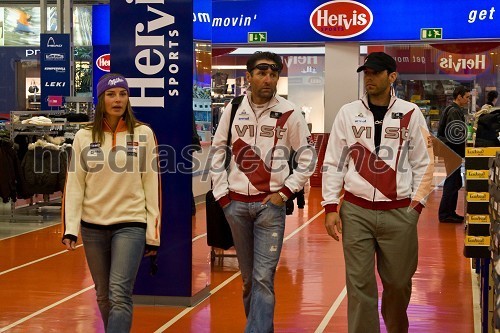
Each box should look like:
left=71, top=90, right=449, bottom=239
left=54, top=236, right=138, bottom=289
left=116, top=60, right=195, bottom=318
left=322, top=52, right=434, bottom=333
left=62, top=73, right=161, bottom=333
left=437, top=85, right=470, bottom=223
left=475, top=106, right=500, bottom=147
left=482, top=90, right=498, bottom=109
left=28, top=80, right=39, bottom=94
left=210, top=51, right=316, bottom=332
left=473, top=90, right=498, bottom=135
left=285, top=149, right=306, bottom=215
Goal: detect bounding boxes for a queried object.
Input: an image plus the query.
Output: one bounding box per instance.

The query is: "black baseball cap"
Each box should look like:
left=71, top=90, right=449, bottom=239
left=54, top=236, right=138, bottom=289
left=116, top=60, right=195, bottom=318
left=356, top=52, right=397, bottom=73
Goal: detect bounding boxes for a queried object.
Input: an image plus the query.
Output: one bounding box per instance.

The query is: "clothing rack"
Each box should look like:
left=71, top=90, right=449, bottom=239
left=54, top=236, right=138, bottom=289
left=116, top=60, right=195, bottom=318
left=1, top=109, right=91, bottom=222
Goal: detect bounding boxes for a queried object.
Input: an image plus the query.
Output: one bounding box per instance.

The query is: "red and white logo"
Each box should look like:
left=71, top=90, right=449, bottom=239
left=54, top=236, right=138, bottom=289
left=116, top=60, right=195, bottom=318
left=96, top=53, right=110, bottom=72
left=438, top=53, right=490, bottom=75
left=48, top=96, right=63, bottom=107
left=310, top=1, right=373, bottom=39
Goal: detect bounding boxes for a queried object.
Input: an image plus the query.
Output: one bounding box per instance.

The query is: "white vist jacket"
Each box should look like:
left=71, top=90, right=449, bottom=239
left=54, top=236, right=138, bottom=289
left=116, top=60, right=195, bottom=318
left=210, top=92, right=317, bottom=207
left=321, top=93, right=434, bottom=213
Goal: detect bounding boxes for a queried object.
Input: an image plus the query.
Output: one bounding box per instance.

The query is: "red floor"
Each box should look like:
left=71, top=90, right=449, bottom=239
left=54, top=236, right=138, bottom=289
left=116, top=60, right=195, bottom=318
left=0, top=187, right=474, bottom=332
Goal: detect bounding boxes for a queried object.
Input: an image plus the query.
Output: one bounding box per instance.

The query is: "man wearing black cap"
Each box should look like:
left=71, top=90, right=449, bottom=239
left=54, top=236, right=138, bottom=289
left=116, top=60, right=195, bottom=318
left=321, top=52, right=434, bottom=332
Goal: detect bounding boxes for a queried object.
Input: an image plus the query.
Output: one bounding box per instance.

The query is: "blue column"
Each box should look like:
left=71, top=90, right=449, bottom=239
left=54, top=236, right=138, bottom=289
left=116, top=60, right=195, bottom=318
left=110, top=0, right=199, bottom=305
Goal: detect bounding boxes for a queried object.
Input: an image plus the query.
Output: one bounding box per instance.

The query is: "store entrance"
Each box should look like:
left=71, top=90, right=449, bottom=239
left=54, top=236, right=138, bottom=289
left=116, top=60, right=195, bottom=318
left=397, top=75, right=474, bottom=134
left=15, top=60, right=40, bottom=111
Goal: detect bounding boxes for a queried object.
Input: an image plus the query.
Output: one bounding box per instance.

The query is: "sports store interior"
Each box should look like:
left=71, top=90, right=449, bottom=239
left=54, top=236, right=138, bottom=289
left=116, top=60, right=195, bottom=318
left=1, top=0, right=500, bottom=332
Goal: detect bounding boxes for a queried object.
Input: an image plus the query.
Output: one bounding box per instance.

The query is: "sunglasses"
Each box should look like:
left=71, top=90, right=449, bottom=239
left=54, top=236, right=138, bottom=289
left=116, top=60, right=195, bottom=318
left=249, top=63, right=282, bottom=72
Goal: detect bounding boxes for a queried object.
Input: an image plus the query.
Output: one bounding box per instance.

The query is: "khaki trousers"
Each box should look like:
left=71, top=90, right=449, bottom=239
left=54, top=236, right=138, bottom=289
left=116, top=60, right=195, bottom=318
left=339, top=201, right=420, bottom=333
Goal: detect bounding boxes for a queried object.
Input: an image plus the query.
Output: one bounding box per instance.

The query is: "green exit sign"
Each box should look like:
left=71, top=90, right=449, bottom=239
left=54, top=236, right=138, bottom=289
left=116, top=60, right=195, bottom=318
left=248, top=32, right=267, bottom=43
left=420, top=28, right=443, bottom=40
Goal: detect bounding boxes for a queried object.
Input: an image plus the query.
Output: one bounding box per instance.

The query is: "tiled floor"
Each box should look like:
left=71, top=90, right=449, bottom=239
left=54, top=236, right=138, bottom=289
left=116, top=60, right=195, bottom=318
left=0, top=179, right=477, bottom=332
left=0, top=199, right=60, bottom=240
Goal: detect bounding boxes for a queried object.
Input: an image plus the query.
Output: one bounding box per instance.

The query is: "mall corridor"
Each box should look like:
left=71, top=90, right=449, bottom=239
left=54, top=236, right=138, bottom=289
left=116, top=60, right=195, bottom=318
left=0, top=186, right=475, bottom=332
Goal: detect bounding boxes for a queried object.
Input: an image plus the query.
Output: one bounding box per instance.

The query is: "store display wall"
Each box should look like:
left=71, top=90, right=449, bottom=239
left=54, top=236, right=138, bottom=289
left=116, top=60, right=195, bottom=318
left=0, top=6, right=92, bottom=115
left=381, top=44, right=500, bottom=135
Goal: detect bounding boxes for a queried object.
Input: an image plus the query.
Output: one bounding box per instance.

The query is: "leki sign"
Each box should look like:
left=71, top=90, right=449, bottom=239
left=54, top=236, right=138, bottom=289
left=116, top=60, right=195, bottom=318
left=309, top=1, right=373, bottom=39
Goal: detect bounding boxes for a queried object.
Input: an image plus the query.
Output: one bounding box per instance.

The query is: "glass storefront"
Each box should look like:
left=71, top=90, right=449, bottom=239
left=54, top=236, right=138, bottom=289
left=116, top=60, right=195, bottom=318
left=211, top=47, right=324, bottom=133
left=378, top=43, right=499, bottom=135
left=210, top=43, right=499, bottom=138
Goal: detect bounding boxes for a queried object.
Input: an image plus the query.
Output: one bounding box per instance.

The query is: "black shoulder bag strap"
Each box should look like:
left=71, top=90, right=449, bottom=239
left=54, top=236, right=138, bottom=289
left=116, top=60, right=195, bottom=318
left=224, top=95, right=244, bottom=170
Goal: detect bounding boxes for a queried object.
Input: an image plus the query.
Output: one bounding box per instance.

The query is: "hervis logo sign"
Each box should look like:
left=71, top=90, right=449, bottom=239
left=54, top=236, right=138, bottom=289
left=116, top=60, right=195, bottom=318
left=438, top=53, right=491, bottom=76
left=96, top=54, right=110, bottom=72
left=309, top=1, right=373, bottom=39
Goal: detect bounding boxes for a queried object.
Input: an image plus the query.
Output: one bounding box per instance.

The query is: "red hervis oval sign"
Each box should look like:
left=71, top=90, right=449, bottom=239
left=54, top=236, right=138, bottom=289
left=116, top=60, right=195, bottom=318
left=310, top=1, right=373, bottom=39
left=96, top=53, right=110, bottom=72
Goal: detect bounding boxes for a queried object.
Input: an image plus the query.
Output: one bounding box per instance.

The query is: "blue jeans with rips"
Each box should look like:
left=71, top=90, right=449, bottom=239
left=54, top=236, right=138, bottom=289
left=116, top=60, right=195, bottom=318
left=81, top=225, right=146, bottom=333
left=224, top=200, right=286, bottom=333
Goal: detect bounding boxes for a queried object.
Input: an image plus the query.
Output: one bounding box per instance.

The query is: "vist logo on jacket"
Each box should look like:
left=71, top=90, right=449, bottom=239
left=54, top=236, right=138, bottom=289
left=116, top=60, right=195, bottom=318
left=352, top=126, right=409, bottom=140
left=352, top=110, right=413, bottom=140
left=235, top=124, right=287, bottom=139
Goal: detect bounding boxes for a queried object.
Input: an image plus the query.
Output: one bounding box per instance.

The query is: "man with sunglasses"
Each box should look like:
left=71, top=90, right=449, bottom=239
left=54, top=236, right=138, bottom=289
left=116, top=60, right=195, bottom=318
left=210, top=51, right=316, bottom=332
left=322, top=52, right=434, bottom=332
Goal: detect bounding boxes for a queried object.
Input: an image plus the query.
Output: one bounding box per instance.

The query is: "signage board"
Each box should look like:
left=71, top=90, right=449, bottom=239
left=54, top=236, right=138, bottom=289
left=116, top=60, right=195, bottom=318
left=211, top=0, right=500, bottom=44
left=194, top=0, right=211, bottom=41
left=92, top=45, right=110, bottom=106
left=40, top=33, right=71, bottom=110
left=248, top=32, right=267, bottom=43
left=92, top=4, right=110, bottom=46
left=47, top=96, right=63, bottom=107
left=111, top=0, right=195, bottom=297
left=421, top=28, right=443, bottom=40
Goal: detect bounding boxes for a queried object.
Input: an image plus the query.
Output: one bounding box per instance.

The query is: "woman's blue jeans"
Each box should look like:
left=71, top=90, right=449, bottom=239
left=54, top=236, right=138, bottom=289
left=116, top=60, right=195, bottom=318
left=224, top=200, right=286, bottom=333
left=81, top=225, right=146, bottom=333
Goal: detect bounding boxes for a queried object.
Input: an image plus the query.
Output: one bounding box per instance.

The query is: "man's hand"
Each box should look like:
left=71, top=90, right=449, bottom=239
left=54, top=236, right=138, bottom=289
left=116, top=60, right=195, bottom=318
left=262, top=193, right=285, bottom=207
left=62, top=238, right=76, bottom=251
left=325, top=212, right=342, bottom=241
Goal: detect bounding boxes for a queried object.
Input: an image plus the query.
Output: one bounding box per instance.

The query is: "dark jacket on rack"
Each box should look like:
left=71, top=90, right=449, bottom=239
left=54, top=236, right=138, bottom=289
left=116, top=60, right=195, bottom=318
left=21, top=142, right=68, bottom=195
left=0, top=140, right=26, bottom=203
left=475, top=107, right=500, bottom=147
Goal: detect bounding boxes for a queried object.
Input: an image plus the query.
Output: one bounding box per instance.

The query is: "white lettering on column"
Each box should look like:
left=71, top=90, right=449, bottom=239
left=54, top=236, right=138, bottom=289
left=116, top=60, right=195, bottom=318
left=135, top=23, right=164, bottom=46
left=127, top=77, right=165, bottom=107
left=147, top=6, right=175, bottom=32
left=135, top=49, right=165, bottom=75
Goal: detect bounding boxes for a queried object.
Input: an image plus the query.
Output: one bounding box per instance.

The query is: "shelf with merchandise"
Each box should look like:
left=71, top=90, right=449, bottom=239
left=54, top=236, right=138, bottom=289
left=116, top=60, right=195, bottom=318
left=411, top=96, right=443, bottom=134
left=2, top=106, right=93, bottom=222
